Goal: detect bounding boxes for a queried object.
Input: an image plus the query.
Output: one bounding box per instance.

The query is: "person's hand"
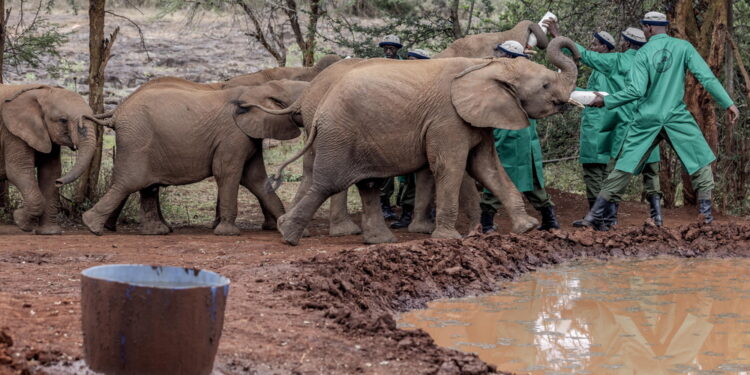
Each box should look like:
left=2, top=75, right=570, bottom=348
left=726, top=105, right=740, bottom=125
left=589, top=92, right=605, bottom=107
left=543, top=19, right=560, bottom=38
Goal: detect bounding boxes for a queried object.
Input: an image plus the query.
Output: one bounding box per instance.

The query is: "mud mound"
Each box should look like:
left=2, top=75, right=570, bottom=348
left=280, top=223, right=750, bottom=374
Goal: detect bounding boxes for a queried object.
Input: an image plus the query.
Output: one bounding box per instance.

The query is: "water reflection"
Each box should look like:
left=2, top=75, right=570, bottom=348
left=398, top=258, right=750, bottom=374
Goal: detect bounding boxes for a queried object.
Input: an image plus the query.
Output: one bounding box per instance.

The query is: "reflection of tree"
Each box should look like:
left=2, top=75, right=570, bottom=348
left=401, top=259, right=750, bottom=374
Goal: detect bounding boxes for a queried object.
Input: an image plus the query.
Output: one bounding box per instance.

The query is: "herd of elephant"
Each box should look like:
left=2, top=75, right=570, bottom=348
left=0, top=20, right=580, bottom=245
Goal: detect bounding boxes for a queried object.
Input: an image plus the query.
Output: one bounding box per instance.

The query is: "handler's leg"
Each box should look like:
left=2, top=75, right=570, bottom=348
left=479, top=190, right=500, bottom=233
left=525, top=187, right=558, bottom=231
left=691, top=166, right=715, bottom=224
left=642, top=161, right=663, bottom=226
left=582, top=163, right=607, bottom=208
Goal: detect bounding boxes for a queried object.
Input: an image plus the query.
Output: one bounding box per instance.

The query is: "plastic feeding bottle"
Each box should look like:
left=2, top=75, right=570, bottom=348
left=528, top=12, right=557, bottom=48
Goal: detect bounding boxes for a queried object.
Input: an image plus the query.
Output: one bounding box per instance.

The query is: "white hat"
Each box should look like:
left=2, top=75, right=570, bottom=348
left=594, top=31, right=616, bottom=50
left=622, top=27, right=647, bottom=45
left=495, top=40, right=528, bottom=58
left=407, top=49, right=430, bottom=59
left=378, top=35, right=402, bottom=49
left=641, top=11, right=669, bottom=26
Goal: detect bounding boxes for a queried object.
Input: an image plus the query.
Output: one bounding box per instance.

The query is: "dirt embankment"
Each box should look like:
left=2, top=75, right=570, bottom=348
left=278, top=223, right=750, bottom=374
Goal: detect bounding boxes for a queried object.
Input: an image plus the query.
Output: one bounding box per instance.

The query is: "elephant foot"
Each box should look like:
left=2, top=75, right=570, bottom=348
left=13, top=209, right=36, bottom=232
left=408, top=220, right=435, bottom=234
left=140, top=220, right=172, bottom=235
left=302, top=228, right=311, bottom=238
left=432, top=227, right=462, bottom=240
left=329, top=219, right=362, bottom=236
left=362, top=229, right=396, bottom=244
left=82, top=210, right=104, bottom=236
left=35, top=225, right=62, bottom=235
left=511, top=214, right=539, bottom=234
left=214, top=222, right=240, bottom=236
left=261, top=217, right=278, bottom=231
left=277, top=214, right=303, bottom=246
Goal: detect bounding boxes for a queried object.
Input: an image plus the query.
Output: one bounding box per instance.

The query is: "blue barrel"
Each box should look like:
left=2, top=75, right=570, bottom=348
left=81, top=264, right=230, bottom=375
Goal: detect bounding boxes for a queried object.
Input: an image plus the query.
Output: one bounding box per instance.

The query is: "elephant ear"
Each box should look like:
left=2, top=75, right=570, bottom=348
left=451, top=61, right=529, bottom=130
left=233, top=101, right=301, bottom=141
left=2, top=86, right=52, bottom=153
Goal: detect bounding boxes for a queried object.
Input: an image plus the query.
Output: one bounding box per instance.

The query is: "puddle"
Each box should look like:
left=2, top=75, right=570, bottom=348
left=398, top=258, right=750, bottom=374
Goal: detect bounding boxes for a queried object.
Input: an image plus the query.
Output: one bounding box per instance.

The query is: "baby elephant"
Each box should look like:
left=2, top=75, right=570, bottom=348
left=83, top=79, right=308, bottom=236
left=0, top=85, right=97, bottom=234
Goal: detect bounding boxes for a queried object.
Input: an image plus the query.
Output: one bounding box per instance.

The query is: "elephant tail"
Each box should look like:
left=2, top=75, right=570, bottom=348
left=246, top=100, right=301, bottom=116
left=83, top=114, right=115, bottom=129
left=266, top=121, right=317, bottom=193
left=93, top=110, right=115, bottom=119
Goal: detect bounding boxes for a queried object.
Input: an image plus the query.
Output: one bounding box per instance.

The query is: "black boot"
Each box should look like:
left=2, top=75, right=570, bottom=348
left=698, top=199, right=714, bottom=224
left=480, top=211, right=496, bottom=233
left=381, top=198, right=398, bottom=221
left=573, top=197, right=612, bottom=231
left=648, top=195, right=663, bottom=226
left=587, top=198, right=596, bottom=210
left=537, top=205, right=560, bottom=231
left=609, top=202, right=619, bottom=227
left=390, top=208, right=413, bottom=229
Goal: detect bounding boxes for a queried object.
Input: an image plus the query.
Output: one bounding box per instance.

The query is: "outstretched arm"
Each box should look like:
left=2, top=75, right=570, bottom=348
left=686, top=43, right=740, bottom=125
left=590, top=52, right=648, bottom=108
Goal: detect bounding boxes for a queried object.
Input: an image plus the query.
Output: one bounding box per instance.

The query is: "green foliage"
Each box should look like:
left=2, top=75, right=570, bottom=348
left=3, top=0, right=67, bottom=78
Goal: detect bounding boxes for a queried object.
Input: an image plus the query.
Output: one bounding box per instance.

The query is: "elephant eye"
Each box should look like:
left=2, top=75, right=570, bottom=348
left=542, top=83, right=550, bottom=90
left=269, top=97, right=286, bottom=108
left=59, top=117, right=68, bottom=124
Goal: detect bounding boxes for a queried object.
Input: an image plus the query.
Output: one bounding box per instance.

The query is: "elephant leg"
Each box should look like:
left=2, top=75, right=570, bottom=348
left=241, top=150, right=285, bottom=231
left=467, top=135, right=537, bottom=233
left=428, top=145, right=468, bottom=240
left=5, top=144, right=44, bottom=232
left=455, top=174, right=481, bottom=234
left=356, top=181, right=395, bottom=244
left=154, top=190, right=172, bottom=232
left=328, top=190, right=361, bottom=236
left=103, top=199, right=127, bottom=232
left=35, top=150, right=62, bottom=235
left=408, top=168, right=436, bottom=234
left=212, top=158, right=243, bottom=236
left=139, top=186, right=171, bottom=235
left=278, top=181, right=337, bottom=246
left=83, top=184, right=135, bottom=235
left=212, top=195, right=221, bottom=229
left=291, top=148, right=315, bottom=207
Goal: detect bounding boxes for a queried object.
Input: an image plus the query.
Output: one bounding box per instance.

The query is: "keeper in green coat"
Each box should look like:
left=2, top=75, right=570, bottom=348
left=547, top=20, right=664, bottom=227
left=480, top=40, right=559, bottom=233
left=580, top=11, right=740, bottom=230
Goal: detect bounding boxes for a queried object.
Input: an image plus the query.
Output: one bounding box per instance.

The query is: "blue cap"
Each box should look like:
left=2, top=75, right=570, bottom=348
left=594, top=32, right=615, bottom=50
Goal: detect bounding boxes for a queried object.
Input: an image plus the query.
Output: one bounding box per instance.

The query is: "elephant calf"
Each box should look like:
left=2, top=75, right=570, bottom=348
left=82, top=79, right=308, bottom=236
left=0, top=85, right=97, bottom=234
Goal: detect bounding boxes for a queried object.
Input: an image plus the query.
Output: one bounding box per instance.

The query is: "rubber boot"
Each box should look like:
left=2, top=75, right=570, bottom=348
left=609, top=202, right=619, bottom=227
left=698, top=199, right=714, bottom=224
left=480, top=211, right=496, bottom=233
left=572, top=197, right=611, bottom=231
left=587, top=198, right=596, bottom=210
left=537, top=205, right=560, bottom=231
left=648, top=195, right=663, bottom=227
left=390, top=208, right=413, bottom=229
left=381, top=197, right=398, bottom=221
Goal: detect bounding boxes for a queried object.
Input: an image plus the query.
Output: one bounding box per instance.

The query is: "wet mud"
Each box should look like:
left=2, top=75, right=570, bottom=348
left=282, top=223, right=750, bottom=374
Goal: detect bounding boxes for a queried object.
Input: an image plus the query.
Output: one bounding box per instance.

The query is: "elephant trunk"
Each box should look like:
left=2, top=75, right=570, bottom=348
left=528, top=22, right=549, bottom=49
left=55, top=117, right=97, bottom=187
left=547, top=37, right=580, bottom=85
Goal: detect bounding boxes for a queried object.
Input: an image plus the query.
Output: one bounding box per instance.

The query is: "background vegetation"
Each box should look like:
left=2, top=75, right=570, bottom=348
left=0, top=0, right=747, bottom=227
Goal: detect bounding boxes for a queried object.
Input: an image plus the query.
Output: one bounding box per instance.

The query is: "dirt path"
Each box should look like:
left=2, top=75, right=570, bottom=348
left=0, top=190, right=748, bottom=375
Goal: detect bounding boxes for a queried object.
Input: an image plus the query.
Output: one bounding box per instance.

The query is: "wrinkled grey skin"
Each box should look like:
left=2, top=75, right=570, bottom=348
left=435, top=20, right=549, bottom=58
left=0, top=85, right=97, bottom=235
left=262, top=38, right=579, bottom=245
left=82, top=79, right=309, bottom=236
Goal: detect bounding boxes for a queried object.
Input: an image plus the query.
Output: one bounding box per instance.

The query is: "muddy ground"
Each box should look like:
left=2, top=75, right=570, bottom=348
left=1, top=189, right=749, bottom=375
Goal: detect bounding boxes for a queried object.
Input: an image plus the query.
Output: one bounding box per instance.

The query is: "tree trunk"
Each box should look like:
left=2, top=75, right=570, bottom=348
left=76, top=0, right=117, bottom=203
left=284, top=0, right=322, bottom=67
left=0, top=0, right=7, bottom=212
left=450, top=0, right=462, bottom=38
left=668, top=0, right=728, bottom=207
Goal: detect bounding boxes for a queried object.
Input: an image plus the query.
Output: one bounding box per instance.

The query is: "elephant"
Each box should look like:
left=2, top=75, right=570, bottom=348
left=0, top=84, right=98, bottom=234
left=434, top=20, right=549, bottom=58
left=261, top=37, right=579, bottom=245
left=81, top=79, right=309, bottom=236
left=219, top=54, right=341, bottom=88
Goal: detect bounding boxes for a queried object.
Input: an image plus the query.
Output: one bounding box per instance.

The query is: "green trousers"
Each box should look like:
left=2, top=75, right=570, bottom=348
left=480, top=188, right=553, bottom=215
left=583, top=160, right=661, bottom=204
left=379, top=175, right=416, bottom=209
left=600, top=130, right=713, bottom=202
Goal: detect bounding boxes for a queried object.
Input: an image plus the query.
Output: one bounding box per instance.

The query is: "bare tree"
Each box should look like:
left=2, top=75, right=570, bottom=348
left=75, top=0, right=118, bottom=202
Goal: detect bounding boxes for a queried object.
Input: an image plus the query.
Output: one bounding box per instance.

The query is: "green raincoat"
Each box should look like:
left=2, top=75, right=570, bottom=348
left=577, top=65, right=615, bottom=164
left=604, top=34, right=734, bottom=175
left=493, top=120, right=544, bottom=192
left=576, top=44, right=660, bottom=164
